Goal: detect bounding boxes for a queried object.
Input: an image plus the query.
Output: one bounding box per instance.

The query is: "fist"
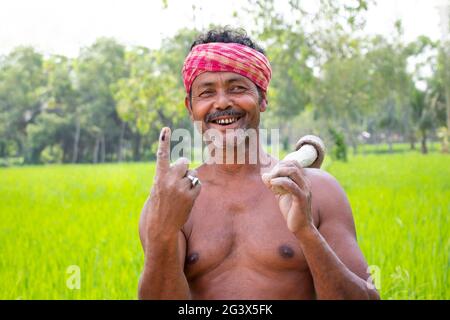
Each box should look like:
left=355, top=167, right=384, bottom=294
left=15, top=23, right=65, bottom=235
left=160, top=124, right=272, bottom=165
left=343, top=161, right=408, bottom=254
left=139, top=127, right=201, bottom=248
left=262, top=160, right=313, bottom=234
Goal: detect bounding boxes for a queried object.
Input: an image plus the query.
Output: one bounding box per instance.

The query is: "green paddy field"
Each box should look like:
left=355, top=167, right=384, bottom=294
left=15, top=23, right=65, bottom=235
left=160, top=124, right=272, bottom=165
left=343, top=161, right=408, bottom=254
left=0, top=148, right=449, bottom=299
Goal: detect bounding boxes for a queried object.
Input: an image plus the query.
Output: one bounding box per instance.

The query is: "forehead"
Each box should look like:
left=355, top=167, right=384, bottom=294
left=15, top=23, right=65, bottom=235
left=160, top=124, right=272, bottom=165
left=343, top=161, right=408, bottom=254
left=191, top=71, right=255, bottom=89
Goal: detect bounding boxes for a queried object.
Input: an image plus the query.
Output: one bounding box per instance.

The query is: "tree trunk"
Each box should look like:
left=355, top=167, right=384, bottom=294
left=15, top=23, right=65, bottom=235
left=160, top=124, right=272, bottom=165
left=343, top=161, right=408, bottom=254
left=409, top=132, right=416, bottom=150
left=25, top=145, right=45, bottom=164
left=100, top=134, right=106, bottom=163
left=421, top=130, right=428, bottom=154
left=0, top=141, right=4, bottom=157
left=287, top=123, right=292, bottom=151
left=93, top=136, right=100, bottom=163
left=62, top=143, right=67, bottom=162
left=133, top=133, right=141, bottom=161
left=387, top=128, right=393, bottom=153
left=349, top=131, right=358, bottom=155
left=118, top=121, right=126, bottom=162
left=346, top=129, right=358, bottom=156
left=72, top=118, right=81, bottom=163
left=15, top=137, right=24, bottom=158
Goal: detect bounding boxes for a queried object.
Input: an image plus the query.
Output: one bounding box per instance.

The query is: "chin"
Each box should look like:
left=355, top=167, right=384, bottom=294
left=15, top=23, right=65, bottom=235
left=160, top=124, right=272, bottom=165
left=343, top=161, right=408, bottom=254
left=208, top=130, right=244, bottom=149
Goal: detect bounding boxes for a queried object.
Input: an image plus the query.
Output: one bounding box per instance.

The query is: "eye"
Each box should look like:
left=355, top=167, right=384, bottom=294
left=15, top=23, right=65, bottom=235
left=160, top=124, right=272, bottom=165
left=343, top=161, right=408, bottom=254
left=230, top=85, right=246, bottom=93
left=199, top=89, right=214, bottom=97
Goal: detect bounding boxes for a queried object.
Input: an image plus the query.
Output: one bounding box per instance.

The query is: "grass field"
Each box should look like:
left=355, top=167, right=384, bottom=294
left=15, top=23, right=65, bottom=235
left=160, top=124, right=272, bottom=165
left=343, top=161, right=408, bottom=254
left=0, top=149, right=449, bottom=299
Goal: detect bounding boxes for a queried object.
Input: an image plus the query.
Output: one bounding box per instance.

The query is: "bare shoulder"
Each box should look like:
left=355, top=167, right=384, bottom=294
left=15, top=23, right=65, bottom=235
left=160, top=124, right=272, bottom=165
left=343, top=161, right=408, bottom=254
left=303, top=167, right=348, bottom=199
left=303, top=168, right=355, bottom=231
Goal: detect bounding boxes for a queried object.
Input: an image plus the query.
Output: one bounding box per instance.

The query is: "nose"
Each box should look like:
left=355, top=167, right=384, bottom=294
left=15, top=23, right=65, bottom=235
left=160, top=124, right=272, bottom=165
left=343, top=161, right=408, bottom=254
left=213, top=90, right=233, bottom=110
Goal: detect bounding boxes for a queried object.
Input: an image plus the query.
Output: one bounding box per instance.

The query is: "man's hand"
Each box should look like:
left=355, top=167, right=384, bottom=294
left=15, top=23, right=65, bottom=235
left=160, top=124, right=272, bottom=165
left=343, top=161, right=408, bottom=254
left=262, top=160, right=313, bottom=234
left=139, top=127, right=201, bottom=250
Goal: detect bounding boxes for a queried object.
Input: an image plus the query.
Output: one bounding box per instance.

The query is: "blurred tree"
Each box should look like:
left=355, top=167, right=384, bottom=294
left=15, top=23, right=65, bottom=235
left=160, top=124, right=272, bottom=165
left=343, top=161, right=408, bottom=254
left=244, top=0, right=374, bottom=154
left=428, top=44, right=450, bottom=153
left=75, top=38, right=127, bottom=163
left=329, top=127, right=348, bottom=161
left=113, top=47, right=184, bottom=161
left=437, top=1, right=450, bottom=152
left=157, top=28, right=200, bottom=130
left=314, top=50, right=374, bottom=154
left=0, top=47, right=46, bottom=163
left=113, top=28, right=196, bottom=161
left=410, top=87, right=437, bottom=154
left=0, top=2, right=445, bottom=164
left=41, top=55, right=80, bottom=162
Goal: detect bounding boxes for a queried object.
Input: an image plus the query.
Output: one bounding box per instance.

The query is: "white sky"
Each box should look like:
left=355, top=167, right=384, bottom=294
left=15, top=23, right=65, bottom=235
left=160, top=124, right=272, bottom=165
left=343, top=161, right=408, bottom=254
left=0, top=0, right=447, bottom=57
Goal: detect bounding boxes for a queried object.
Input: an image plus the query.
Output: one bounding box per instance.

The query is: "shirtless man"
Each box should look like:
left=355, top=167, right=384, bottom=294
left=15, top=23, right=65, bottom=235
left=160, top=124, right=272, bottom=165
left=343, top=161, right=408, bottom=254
left=138, top=28, right=380, bottom=300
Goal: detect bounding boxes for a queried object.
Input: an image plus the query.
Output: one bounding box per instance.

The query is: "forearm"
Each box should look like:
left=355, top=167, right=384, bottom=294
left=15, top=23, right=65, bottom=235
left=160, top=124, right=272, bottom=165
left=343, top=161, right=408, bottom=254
left=138, top=233, right=191, bottom=300
left=295, top=226, right=379, bottom=300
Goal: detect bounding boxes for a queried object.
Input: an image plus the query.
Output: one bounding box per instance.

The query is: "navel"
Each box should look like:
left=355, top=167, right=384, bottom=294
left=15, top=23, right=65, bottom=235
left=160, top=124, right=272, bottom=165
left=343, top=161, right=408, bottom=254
left=186, top=252, right=199, bottom=265
left=278, top=244, right=295, bottom=259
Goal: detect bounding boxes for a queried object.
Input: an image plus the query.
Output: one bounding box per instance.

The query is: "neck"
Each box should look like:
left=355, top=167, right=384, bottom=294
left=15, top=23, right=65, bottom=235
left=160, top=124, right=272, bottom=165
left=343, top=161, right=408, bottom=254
left=204, top=134, right=274, bottom=178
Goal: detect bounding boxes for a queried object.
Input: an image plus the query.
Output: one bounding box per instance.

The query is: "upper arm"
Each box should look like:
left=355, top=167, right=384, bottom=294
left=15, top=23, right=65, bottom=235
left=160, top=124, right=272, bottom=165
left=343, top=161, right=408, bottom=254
left=310, top=169, right=371, bottom=283
left=138, top=201, right=187, bottom=272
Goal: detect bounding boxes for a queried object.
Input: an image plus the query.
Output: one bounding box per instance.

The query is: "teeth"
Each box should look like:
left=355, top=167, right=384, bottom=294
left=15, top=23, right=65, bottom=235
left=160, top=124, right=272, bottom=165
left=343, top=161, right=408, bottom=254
left=215, top=117, right=238, bottom=125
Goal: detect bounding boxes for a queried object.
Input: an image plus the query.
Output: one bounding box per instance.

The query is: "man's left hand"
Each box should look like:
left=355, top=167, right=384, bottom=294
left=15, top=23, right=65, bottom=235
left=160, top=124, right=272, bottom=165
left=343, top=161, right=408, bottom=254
left=262, top=160, right=314, bottom=234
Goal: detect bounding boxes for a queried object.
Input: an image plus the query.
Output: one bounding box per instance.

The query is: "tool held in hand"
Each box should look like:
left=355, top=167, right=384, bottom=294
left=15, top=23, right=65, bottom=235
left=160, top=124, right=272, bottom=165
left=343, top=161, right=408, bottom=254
left=284, top=135, right=326, bottom=169
left=262, top=135, right=326, bottom=194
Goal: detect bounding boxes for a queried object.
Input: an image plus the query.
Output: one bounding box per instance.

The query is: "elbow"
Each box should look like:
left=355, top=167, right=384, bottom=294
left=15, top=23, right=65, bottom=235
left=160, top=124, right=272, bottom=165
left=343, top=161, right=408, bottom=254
left=137, top=274, right=146, bottom=300
left=348, top=288, right=381, bottom=300
left=357, top=282, right=380, bottom=300
left=368, top=288, right=381, bottom=300
left=137, top=273, right=153, bottom=300
left=327, top=281, right=381, bottom=300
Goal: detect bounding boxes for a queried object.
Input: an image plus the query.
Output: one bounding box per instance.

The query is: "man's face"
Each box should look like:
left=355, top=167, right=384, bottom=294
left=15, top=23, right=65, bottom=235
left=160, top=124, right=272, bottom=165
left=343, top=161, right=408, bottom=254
left=185, top=71, right=267, bottom=136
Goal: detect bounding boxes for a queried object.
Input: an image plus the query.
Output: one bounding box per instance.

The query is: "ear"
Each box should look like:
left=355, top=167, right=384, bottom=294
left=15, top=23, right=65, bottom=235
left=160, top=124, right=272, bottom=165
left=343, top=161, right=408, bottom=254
left=184, top=96, right=194, bottom=121
left=259, top=91, right=267, bottom=112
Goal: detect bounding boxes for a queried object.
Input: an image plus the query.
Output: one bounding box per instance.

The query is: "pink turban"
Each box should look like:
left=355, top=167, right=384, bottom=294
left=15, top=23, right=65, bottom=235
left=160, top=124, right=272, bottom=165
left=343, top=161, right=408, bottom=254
left=182, top=42, right=272, bottom=96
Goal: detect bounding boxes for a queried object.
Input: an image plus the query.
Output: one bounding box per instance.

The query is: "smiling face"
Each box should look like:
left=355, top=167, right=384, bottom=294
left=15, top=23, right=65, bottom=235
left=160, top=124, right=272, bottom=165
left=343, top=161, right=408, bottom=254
left=185, top=71, right=267, bottom=136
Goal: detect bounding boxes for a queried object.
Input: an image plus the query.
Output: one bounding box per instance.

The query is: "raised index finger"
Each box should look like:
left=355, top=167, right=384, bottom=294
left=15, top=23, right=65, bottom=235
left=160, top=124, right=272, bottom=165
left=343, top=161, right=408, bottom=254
left=156, top=127, right=171, bottom=174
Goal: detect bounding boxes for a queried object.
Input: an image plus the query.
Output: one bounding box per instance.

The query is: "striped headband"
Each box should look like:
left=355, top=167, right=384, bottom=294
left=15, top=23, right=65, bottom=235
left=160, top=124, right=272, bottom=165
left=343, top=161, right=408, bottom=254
left=182, top=42, right=272, bottom=96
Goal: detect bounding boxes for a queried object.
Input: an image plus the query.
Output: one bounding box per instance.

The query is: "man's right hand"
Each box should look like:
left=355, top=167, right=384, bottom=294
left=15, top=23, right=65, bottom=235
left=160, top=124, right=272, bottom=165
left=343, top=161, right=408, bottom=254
left=139, top=127, right=201, bottom=249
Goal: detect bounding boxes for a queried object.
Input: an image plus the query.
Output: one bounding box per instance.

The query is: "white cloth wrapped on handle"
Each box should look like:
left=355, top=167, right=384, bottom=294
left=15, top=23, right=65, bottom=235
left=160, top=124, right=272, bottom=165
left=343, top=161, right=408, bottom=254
left=285, top=134, right=326, bottom=169
left=262, top=135, right=326, bottom=195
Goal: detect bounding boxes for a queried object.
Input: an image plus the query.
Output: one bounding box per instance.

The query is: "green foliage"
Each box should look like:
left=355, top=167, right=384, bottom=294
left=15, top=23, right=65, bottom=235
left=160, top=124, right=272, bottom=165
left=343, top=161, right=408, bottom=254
left=329, top=128, right=348, bottom=161
left=0, top=32, right=200, bottom=164
left=41, top=145, right=64, bottom=164
left=0, top=47, right=46, bottom=157
left=245, top=2, right=446, bottom=155
left=0, top=2, right=448, bottom=164
left=112, top=29, right=198, bottom=160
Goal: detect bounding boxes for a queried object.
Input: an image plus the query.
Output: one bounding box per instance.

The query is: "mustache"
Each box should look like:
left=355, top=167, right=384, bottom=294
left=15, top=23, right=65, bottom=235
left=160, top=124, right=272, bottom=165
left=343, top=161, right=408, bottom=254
left=205, top=109, right=244, bottom=122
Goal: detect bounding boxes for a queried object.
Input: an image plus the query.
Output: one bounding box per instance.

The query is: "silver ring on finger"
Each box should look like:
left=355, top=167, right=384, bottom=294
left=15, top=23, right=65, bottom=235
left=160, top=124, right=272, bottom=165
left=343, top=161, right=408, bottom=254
left=186, top=174, right=200, bottom=187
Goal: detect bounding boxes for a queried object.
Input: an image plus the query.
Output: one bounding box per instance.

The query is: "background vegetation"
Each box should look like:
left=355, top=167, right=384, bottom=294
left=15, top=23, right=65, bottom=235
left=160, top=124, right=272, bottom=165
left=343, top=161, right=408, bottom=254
left=1, top=0, right=449, bottom=165
left=1, top=151, right=448, bottom=299
left=0, top=0, right=449, bottom=300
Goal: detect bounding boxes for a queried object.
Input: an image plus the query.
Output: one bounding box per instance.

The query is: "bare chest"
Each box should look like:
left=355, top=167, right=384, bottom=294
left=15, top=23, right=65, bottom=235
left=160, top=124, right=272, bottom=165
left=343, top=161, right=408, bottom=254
left=182, top=182, right=319, bottom=281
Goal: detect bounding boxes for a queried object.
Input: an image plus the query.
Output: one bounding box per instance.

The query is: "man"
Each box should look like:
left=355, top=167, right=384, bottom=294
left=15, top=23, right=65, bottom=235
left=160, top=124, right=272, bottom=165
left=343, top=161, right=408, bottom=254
left=138, top=28, right=380, bottom=300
